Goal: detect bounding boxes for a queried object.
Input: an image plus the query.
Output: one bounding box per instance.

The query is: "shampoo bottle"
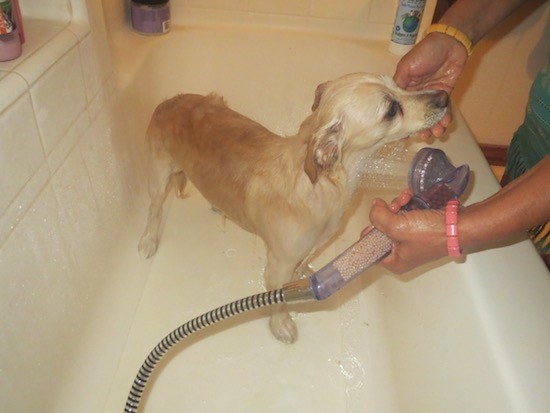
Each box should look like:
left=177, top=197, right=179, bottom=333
left=389, top=0, right=426, bottom=55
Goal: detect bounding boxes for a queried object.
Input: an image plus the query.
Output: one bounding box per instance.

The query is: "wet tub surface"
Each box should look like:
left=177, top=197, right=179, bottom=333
left=101, top=24, right=550, bottom=413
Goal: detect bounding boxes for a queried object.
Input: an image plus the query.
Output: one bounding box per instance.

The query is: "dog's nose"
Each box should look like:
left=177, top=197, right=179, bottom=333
left=431, top=90, right=449, bottom=109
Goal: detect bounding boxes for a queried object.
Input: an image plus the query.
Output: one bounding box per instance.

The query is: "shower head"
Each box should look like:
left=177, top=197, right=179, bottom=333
left=406, top=147, right=470, bottom=210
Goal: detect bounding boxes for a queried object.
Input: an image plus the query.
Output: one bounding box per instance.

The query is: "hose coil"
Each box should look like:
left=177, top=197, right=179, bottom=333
left=124, top=288, right=285, bottom=413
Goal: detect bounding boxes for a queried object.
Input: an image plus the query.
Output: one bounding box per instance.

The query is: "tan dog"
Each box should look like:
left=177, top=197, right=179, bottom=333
left=138, top=73, right=448, bottom=343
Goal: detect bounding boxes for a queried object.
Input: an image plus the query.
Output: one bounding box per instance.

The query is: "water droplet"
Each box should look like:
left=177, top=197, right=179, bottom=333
left=223, top=248, right=237, bottom=258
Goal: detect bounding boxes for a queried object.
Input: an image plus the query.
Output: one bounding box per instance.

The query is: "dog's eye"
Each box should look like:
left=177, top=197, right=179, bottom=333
left=385, top=100, right=402, bottom=120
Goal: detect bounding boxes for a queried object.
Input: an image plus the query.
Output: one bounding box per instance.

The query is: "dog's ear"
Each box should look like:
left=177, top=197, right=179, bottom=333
left=304, top=117, right=343, bottom=184
left=312, top=81, right=329, bottom=112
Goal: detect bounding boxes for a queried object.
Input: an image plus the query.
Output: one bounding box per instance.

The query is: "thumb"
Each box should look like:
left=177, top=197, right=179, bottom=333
left=369, top=198, right=396, bottom=233
left=393, top=69, right=409, bottom=90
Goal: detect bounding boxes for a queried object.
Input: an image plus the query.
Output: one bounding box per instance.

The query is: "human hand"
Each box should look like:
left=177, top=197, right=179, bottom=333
left=360, top=189, right=413, bottom=237
left=367, top=196, right=448, bottom=274
left=394, top=33, right=469, bottom=139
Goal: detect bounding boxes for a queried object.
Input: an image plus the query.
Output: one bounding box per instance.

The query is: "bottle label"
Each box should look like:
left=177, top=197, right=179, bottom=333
left=131, top=2, right=171, bottom=34
left=0, top=0, right=14, bottom=35
left=391, top=0, right=426, bottom=46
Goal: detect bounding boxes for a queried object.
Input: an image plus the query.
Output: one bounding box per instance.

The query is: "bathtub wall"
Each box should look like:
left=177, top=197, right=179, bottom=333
left=103, top=0, right=437, bottom=39
left=102, top=0, right=550, bottom=147
left=0, top=1, right=141, bottom=412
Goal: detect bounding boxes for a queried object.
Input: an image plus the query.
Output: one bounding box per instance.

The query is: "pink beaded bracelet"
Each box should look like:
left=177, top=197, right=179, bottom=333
left=445, top=199, right=462, bottom=258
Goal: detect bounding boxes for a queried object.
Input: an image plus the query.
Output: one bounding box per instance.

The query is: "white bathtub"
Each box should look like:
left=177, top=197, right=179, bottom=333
left=92, top=23, right=550, bottom=413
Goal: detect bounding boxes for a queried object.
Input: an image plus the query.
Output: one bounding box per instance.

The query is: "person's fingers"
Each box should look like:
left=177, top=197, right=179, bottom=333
left=430, top=123, right=445, bottom=138
left=369, top=198, right=397, bottom=234
left=360, top=225, right=373, bottom=238
left=440, top=110, right=452, bottom=127
left=389, top=189, right=413, bottom=212
left=393, top=60, right=412, bottom=89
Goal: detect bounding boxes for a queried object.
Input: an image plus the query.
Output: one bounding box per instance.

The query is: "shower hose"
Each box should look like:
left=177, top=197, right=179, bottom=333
left=124, top=147, right=470, bottom=413
left=124, top=289, right=285, bottom=413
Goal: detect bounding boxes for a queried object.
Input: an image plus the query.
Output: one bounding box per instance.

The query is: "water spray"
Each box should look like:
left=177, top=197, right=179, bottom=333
left=124, top=147, right=470, bottom=413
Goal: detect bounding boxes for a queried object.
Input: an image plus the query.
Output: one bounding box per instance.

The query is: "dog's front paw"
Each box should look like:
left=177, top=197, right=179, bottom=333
left=270, top=313, right=298, bottom=344
left=138, top=236, right=158, bottom=259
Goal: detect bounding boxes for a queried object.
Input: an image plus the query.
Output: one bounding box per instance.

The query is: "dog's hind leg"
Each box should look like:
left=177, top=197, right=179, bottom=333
left=138, top=157, right=182, bottom=259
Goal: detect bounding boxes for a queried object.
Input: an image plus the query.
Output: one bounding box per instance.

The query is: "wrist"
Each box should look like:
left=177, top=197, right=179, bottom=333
left=437, top=12, right=478, bottom=45
left=454, top=203, right=493, bottom=253
left=424, top=24, right=473, bottom=56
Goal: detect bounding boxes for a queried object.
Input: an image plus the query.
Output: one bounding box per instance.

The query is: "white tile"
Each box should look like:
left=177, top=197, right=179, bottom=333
left=14, top=28, right=78, bottom=86
left=0, top=187, right=77, bottom=412
left=0, top=72, right=28, bottom=114
left=0, top=162, right=49, bottom=247
left=0, top=188, right=72, bottom=293
left=0, top=93, right=45, bottom=214
left=50, top=145, right=100, bottom=267
left=18, top=0, right=71, bottom=23
left=31, top=45, right=87, bottom=155
left=0, top=19, right=67, bottom=75
left=79, top=110, right=129, bottom=228
left=79, top=33, right=109, bottom=103
left=46, top=106, right=90, bottom=174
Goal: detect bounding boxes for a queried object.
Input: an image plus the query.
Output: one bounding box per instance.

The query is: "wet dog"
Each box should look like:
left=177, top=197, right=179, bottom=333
left=138, top=73, right=448, bottom=343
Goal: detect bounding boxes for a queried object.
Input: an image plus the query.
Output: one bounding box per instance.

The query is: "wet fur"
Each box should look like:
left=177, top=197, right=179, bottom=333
left=138, top=73, right=448, bottom=343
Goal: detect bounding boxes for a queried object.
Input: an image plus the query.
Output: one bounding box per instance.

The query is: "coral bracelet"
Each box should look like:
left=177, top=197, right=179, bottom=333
left=446, top=199, right=462, bottom=258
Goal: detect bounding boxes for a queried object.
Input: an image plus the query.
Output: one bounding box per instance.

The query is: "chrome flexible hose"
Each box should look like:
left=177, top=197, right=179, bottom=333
left=124, top=288, right=285, bottom=413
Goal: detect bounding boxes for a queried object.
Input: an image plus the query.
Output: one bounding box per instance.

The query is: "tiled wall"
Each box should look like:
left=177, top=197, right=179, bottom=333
left=0, top=1, right=135, bottom=411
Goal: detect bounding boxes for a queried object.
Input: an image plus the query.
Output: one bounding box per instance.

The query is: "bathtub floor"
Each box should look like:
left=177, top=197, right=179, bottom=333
left=103, top=182, right=400, bottom=413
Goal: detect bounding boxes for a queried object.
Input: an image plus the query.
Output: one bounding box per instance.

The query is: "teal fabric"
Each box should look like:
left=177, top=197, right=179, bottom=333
left=505, top=53, right=550, bottom=259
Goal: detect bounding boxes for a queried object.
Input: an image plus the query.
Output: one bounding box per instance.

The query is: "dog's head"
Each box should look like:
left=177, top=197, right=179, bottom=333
left=304, top=73, right=449, bottom=184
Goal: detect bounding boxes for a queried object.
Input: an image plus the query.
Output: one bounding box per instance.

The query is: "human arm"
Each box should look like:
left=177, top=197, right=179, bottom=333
left=369, top=155, right=550, bottom=274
